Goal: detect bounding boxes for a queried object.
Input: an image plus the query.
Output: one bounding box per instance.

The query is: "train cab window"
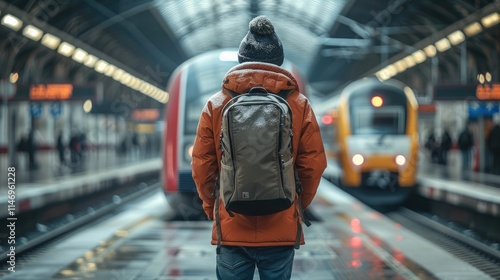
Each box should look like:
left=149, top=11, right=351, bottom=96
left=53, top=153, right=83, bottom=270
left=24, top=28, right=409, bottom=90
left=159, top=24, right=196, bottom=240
left=184, top=60, right=238, bottom=135
left=352, top=107, right=405, bottom=135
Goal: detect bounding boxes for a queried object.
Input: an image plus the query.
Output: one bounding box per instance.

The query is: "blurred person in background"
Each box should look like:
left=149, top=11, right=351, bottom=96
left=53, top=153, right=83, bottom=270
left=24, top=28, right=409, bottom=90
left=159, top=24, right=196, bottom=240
left=439, top=129, right=453, bottom=166
left=27, top=130, right=38, bottom=170
left=487, top=116, right=500, bottom=175
left=425, top=130, right=439, bottom=163
left=458, top=122, right=474, bottom=172
left=56, top=132, right=66, bottom=165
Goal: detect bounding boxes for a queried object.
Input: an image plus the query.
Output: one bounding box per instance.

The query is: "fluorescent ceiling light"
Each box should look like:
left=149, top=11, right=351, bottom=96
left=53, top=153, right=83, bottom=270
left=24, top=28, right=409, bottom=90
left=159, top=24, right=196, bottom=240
left=159, top=92, right=169, bottom=104
left=94, top=60, right=108, bottom=73
left=22, top=25, right=43, bottom=41
left=411, top=50, right=426, bottom=64
left=1, top=14, right=23, bottom=31
left=403, top=56, right=416, bottom=68
left=83, top=54, right=97, bottom=68
left=394, top=60, right=407, bottom=73
left=435, top=38, right=451, bottom=52
left=447, top=30, right=465, bottom=45
left=72, top=48, right=88, bottom=63
left=112, top=68, right=124, bottom=81
left=120, top=73, right=132, bottom=84
left=57, top=42, right=75, bottom=57
left=41, top=33, right=61, bottom=50
left=104, top=64, right=116, bottom=77
left=423, top=45, right=437, bottom=57
left=481, top=12, right=500, bottom=28
left=375, top=69, right=391, bottom=81
left=464, top=22, right=482, bottom=36
left=386, top=65, right=398, bottom=77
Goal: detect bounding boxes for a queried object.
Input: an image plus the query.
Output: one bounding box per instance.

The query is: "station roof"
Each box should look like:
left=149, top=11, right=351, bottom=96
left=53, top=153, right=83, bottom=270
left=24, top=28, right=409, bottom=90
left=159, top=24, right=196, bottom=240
left=0, top=0, right=499, bottom=104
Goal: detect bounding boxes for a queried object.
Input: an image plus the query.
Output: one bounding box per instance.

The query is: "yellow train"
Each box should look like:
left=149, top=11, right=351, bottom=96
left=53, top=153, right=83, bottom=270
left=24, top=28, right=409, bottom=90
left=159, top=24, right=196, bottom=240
left=318, top=78, right=419, bottom=206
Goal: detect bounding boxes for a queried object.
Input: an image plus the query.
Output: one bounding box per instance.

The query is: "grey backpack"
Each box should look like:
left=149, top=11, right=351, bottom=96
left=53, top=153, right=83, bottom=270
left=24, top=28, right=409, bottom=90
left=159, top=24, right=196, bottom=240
left=214, top=87, right=310, bottom=253
left=218, top=87, right=296, bottom=215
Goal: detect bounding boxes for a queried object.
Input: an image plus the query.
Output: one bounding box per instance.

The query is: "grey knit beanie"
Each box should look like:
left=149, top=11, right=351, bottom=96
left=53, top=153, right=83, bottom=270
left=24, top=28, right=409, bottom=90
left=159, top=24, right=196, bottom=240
left=238, top=16, right=284, bottom=66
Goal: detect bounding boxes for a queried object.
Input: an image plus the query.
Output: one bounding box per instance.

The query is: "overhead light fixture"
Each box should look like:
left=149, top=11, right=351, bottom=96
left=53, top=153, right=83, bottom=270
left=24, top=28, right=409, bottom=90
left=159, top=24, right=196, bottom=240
left=411, top=50, right=426, bottom=64
left=435, top=38, right=451, bottom=52
left=423, top=45, right=437, bottom=57
left=447, top=30, right=465, bottom=45
left=83, top=99, right=93, bottom=113
left=386, top=65, right=398, bottom=77
left=83, top=54, right=98, bottom=68
left=1, top=14, right=23, bottom=31
left=485, top=72, right=492, bottom=82
left=394, top=60, right=407, bottom=73
left=72, top=48, right=88, bottom=63
left=119, top=73, right=132, bottom=85
left=57, top=42, right=75, bottom=57
left=104, top=64, right=116, bottom=77
left=94, top=60, right=108, bottom=73
left=22, top=24, right=43, bottom=41
left=481, top=12, right=500, bottom=28
left=112, top=68, right=124, bottom=81
left=464, top=22, right=482, bottom=37
left=41, top=33, right=61, bottom=50
left=403, top=56, right=416, bottom=68
left=375, top=70, right=390, bottom=81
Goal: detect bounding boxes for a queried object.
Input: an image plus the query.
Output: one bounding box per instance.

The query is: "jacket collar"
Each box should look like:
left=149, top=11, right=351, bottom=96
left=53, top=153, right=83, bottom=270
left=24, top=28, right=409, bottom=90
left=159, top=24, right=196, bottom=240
left=222, top=62, right=299, bottom=95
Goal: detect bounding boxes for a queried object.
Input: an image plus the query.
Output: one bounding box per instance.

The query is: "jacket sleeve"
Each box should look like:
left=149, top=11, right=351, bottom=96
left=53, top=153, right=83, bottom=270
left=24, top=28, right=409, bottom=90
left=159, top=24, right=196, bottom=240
left=191, top=102, right=218, bottom=220
left=295, top=100, right=327, bottom=210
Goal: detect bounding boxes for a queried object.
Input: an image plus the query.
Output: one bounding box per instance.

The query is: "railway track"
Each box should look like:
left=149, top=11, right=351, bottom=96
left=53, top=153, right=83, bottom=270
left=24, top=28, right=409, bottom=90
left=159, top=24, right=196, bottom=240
left=0, top=180, right=160, bottom=265
left=387, top=208, right=500, bottom=279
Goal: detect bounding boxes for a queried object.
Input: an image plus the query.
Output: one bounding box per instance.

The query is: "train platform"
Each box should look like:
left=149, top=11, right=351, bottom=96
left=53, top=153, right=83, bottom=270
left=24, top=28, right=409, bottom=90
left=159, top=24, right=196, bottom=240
left=417, top=150, right=500, bottom=218
left=324, top=149, right=500, bottom=218
left=2, top=179, right=494, bottom=280
left=0, top=150, right=161, bottom=216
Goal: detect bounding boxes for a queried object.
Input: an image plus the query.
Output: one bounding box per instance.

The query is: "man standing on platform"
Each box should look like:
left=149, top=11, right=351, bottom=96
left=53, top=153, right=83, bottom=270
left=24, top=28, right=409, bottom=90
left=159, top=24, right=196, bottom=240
left=191, top=15, right=326, bottom=280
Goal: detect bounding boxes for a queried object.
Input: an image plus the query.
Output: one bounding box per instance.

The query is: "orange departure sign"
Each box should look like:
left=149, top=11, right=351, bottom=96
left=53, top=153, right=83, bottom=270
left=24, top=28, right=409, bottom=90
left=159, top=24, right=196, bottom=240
left=476, top=84, right=500, bottom=100
left=132, top=109, right=160, bottom=121
left=30, top=84, right=73, bottom=100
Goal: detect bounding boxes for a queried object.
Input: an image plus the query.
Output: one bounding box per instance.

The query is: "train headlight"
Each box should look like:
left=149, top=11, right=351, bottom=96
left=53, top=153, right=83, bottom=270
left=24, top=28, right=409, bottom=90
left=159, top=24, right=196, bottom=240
left=352, top=154, right=364, bottom=166
left=184, top=144, right=194, bottom=162
left=371, top=96, right=383, bottom=107
left=395, top=155, right=406, bottom=166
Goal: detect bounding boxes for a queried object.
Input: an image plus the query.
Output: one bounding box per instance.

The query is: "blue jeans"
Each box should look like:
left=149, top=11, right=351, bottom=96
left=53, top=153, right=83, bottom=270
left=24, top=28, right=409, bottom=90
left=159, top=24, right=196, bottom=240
left=216, top=246, right=295, bottom=280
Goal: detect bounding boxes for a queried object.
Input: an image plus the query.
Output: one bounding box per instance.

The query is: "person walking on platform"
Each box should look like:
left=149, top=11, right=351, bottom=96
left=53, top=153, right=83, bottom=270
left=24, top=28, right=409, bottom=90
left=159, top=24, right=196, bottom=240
left=424, top=130, right=439, bottom=163
left=69, top=130, right=81, bottom=165
left=458, top=122, right=474, bottom=171
left=487, top=120, right=500, bottom=175
left=439, top=129, right=452, bottom=166
left=27, top=130, right=38, bottom=170
left=56, top=132, right=66, bottom=165
left=191, top=15, right=326, bottom=280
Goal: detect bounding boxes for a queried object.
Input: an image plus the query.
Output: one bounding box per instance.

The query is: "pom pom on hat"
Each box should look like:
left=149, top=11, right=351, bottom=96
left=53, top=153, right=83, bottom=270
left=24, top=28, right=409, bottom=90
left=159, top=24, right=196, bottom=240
left=238, top=15, right=284, bottom=66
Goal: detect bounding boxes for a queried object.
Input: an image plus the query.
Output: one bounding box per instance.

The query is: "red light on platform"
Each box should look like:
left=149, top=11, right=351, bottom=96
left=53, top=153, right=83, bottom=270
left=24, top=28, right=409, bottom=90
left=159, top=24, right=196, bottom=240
left=321, top=115, right=333, bottom=125
left=350, top=236, right=363, bottom=248
left=350, top=218, right=362, bottom=233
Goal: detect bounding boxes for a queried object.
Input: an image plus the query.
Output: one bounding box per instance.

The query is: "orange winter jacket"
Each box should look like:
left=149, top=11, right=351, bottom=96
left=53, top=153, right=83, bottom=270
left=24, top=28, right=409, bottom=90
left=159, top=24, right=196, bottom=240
left=191, top=62, right=327, bottom=247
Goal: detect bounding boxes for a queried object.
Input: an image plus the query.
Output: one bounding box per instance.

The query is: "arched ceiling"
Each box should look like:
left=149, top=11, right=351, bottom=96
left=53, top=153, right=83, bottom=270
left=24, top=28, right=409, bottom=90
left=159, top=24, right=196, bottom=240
left=0, top=0, right=499, bottom=104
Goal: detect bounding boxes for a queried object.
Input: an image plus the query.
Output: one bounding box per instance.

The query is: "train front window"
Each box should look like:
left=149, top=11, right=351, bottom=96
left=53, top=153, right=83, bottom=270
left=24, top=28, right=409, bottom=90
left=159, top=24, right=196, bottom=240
left=184, top=59, right=238, bottom=135
left=351, top=107, right=405, bottom=135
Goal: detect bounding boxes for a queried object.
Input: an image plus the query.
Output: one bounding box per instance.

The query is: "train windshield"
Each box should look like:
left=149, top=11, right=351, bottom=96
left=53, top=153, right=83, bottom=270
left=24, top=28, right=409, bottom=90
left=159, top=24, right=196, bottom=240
left=351, top=106, right=405, bottom=135
left=184, top=59, right=238, bottom=135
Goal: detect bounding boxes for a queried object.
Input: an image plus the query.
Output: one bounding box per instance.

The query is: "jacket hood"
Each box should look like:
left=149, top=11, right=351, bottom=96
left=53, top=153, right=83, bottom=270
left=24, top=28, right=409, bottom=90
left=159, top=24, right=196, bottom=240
left=222, top=62, right=299, bottom=95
